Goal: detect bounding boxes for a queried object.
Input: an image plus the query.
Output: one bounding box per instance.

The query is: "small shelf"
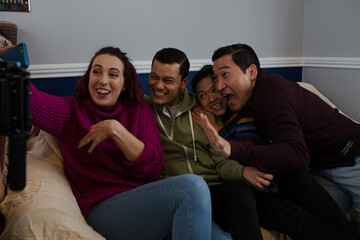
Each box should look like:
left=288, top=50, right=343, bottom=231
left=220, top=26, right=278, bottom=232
left=0, top=0, right=30, bottom=12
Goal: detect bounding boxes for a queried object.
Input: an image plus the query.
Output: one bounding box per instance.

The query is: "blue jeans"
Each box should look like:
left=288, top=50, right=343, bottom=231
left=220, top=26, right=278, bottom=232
left=86, top=174, right=214, bottom=240
left=162, top=222, right=231, bottom=240
left=311, top=155, right=360, bottom=232
left=211, top=222, right=232, bottom=240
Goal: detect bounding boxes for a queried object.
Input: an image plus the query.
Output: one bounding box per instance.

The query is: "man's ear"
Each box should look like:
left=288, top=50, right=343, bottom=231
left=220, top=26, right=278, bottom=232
left=181, top=76, right=190, bottom=89
left=247, top=64, right=258, bottom=81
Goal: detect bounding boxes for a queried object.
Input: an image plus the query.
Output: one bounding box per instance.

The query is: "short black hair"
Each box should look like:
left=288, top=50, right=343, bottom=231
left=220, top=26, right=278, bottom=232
left=191, top=64, right=213, bottom=94
left=152, top=48, right=190, bottom=79
left=212, top=43, right=261, bottom=74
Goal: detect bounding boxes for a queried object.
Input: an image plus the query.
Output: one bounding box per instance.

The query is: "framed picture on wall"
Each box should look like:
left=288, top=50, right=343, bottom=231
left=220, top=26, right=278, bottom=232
left=0, top=0, right=30, bottom=12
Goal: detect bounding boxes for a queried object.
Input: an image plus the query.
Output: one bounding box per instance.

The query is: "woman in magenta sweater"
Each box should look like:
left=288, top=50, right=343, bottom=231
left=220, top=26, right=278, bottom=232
left=29, top=47, right=212, bottom=240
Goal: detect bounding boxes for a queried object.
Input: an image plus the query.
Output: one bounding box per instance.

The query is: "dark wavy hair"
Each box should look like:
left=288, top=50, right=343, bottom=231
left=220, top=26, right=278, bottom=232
left=73, top=47, right=143, bottom=105
left=212, top=43, right=261, bottom=74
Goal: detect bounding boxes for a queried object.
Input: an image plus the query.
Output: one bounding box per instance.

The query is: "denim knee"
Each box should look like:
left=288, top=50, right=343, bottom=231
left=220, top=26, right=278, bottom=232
left=177, top=174, right=210, bottom=195
left=174, top=174, right=211, bottom=207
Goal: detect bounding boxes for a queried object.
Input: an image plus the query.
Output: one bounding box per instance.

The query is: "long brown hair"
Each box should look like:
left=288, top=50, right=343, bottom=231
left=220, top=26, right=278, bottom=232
left=73, top=47, right=143, bottom=105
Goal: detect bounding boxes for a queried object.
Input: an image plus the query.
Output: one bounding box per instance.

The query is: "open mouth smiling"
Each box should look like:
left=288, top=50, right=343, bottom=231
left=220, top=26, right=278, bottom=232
left=96, top=88, right=111, bottom=95
left=222, top=93, right=237, bottom=102
left=154, top=90, right=166, bottom=96
left=210, top=102, right=223, bottom=110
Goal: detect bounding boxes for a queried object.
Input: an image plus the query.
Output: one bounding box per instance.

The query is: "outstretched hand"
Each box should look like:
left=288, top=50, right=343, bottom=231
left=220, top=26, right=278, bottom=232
left=243, top=166, right=273, bottom=189
left=200, top=113, right=231, bottom=158
left=191, top=107, right=219, bottom=130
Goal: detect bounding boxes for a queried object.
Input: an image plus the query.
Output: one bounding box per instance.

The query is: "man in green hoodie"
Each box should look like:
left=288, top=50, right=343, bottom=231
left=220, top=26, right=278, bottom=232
left=145, top=48, right=274, bottom=240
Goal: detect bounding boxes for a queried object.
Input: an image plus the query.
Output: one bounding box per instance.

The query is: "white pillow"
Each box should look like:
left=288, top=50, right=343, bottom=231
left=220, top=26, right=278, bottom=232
left=0, top=131, right=105, bottom=240
left=297, top=82, right=358, bottom=123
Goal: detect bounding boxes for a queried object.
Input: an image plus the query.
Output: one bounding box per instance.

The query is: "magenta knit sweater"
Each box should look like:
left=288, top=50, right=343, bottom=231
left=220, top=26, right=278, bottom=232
left=30, top=83, right=164, bottom=217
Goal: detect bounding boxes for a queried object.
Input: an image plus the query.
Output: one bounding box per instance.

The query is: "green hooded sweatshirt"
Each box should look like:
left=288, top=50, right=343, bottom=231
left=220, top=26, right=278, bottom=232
left=145, top=89, right=244, bottom=186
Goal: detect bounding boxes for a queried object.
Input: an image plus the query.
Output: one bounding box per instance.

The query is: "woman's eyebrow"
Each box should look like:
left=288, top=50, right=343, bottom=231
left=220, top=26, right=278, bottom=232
left=197, top=89, right=205, bottom=95
left=109, top=68, right=121, bottom=73
left=93, top=65, right=120, bottom=73
left=93, top=64, right=103, bottom=68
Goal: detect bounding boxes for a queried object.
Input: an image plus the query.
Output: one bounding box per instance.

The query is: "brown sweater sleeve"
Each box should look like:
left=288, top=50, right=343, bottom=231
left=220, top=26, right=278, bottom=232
left=229, top=72, right=310, bottom=173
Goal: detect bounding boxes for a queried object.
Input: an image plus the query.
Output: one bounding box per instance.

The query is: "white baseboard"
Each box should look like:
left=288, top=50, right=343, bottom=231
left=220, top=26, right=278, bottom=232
left=303, top=57, right=360, bottom=69
left=27, top=57, right=360, bottom=79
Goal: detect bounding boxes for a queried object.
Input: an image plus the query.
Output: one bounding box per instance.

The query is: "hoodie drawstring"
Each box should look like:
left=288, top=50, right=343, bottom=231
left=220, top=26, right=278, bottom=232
left=188, top=110, right=197, bottom=163
left=154, top=107, right=197, bottom=174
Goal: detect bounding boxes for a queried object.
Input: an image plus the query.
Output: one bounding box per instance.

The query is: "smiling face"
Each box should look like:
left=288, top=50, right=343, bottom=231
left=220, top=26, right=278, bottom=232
left=213, top=54, right=257, bottom=112
left=195, top=76, right=227, bottom=117
left=88, top=54, right=125, bottom=107
left=149, top=59, right=189, bottom=106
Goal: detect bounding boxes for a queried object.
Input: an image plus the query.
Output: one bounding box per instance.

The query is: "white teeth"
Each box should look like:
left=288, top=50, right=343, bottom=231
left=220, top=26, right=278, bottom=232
left=155, top=91, right=166, bottom=96
left=211, top=103, right=222, bottom=109
left=97, top=89, right=110, bottom=94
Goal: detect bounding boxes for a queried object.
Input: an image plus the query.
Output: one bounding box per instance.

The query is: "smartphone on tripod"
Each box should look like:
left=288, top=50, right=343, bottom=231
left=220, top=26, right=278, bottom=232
left=0, top=42, right=29, bottom=68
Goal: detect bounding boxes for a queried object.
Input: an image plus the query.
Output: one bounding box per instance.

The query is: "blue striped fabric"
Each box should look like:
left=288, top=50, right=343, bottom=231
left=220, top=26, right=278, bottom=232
left=219, top=107, right=261, bottom=145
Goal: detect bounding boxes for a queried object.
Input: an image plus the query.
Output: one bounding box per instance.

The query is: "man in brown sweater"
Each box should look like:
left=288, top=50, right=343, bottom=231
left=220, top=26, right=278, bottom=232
left=200, top=43, right=360, bottom=236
